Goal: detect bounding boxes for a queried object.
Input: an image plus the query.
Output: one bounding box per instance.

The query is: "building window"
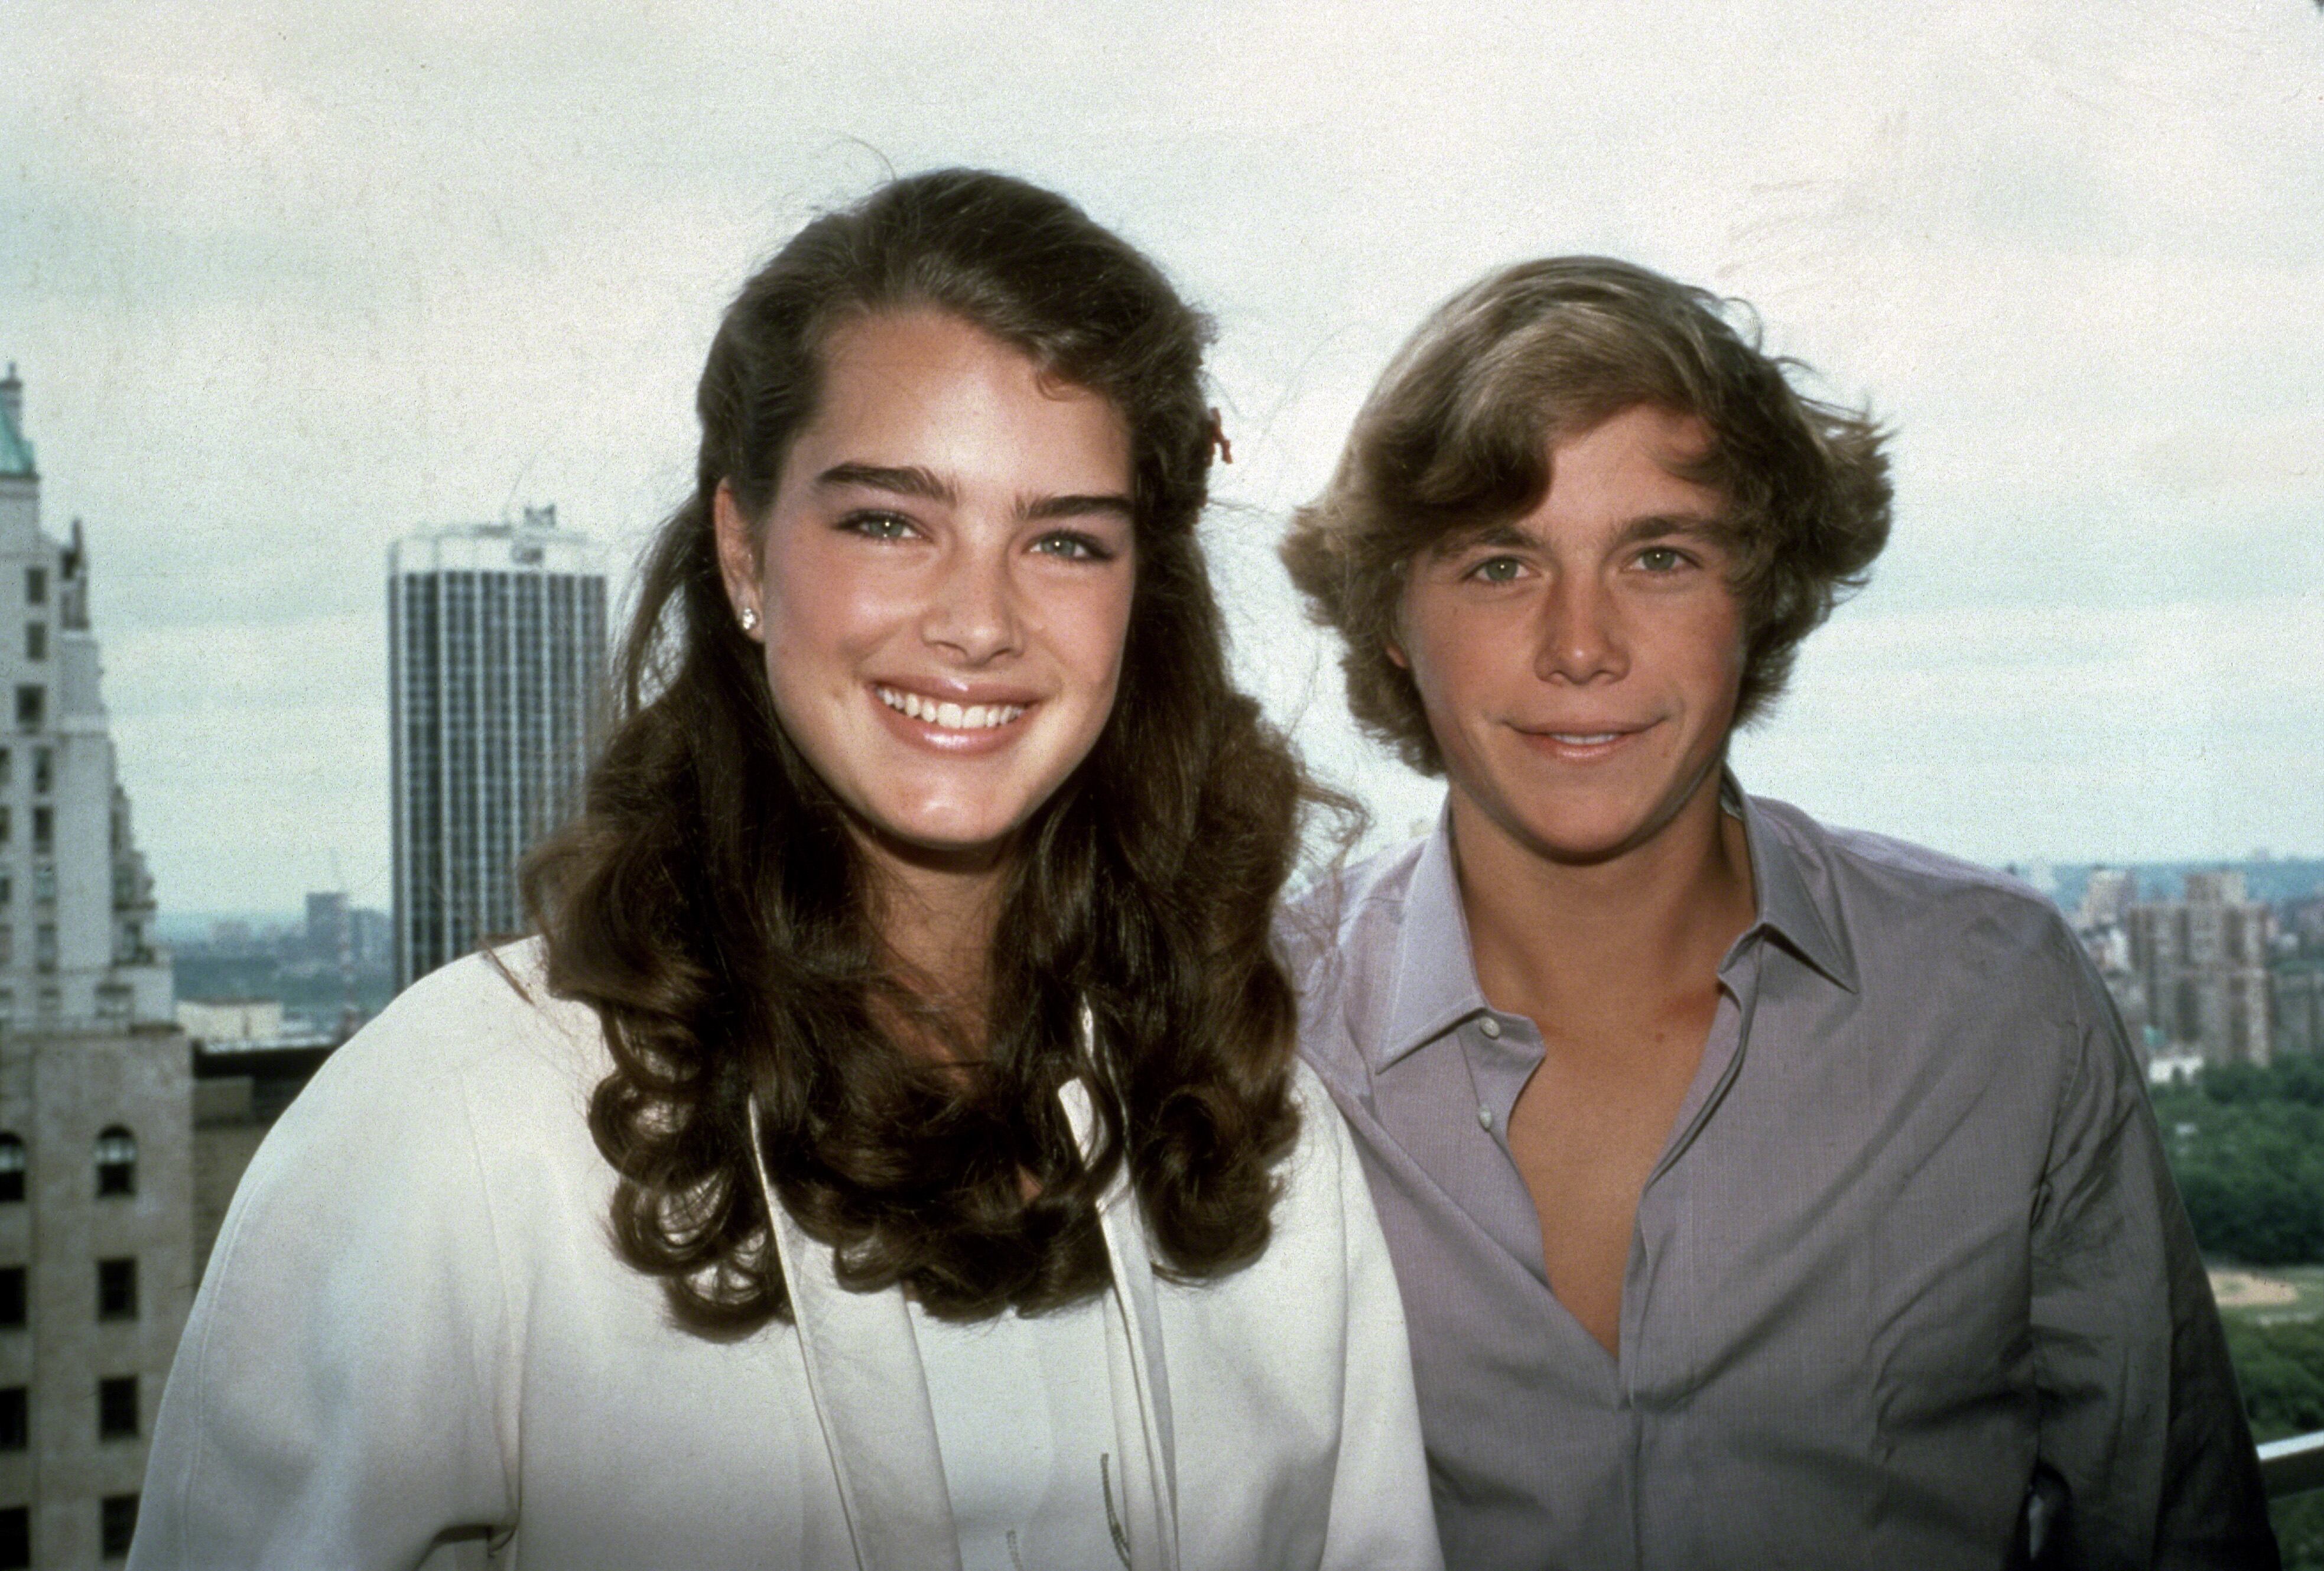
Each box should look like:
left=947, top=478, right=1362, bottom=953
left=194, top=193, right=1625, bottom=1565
left=0, top=809, right=10, bottom=848
left=0, top=927, right=11, bottom=968
left=24, top=567, right=44, bottom=608
left=21, top=627, right=40, bottom=663
left=97, top=1376, right=136, bottom=1441
left=0, top=1268, right=24, bottom=1329
left=0, top=1387, right=22, bottom=1450
left=0, top=1505, right=25, bottom=1569
left=0, top=873, right=12, bottom=907
left=95, top=1128, right=135, bottom=1197
left=32, top=926, right=53, bottom=972
left=0, top=749, right=10, bottom=788
left=30, top=751, right=47, bottom=795
left=11, top=689, right=38, bottom=732
left=96, top=1258, right=136, bottom=1321
left=0, top=1137, right=21, bottom=1204
left=31, top=865, right=51, bottom=903
left=28, top=811, right=47, bottom=855
left=100, top=1494, right=136, bottom=1560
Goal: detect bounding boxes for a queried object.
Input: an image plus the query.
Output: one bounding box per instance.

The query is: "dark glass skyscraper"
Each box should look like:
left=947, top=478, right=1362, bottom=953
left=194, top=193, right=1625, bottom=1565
left=388, top=507, right=605, bottom=989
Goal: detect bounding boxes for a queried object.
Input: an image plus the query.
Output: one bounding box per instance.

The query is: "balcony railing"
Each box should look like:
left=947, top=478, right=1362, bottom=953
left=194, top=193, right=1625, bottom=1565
left=2263, top=1431, right=2324, bottom=1498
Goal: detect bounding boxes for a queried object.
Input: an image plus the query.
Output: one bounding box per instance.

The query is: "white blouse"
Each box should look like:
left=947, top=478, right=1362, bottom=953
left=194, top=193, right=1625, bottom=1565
left=909, top=1293, right=1123, bottom=1571
left=130, top=946, right=1444, bottom=1570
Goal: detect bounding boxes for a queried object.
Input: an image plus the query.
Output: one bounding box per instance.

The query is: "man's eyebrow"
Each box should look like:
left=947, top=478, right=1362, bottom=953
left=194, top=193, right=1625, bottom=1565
left=1022, top=492, right=1135, bottom=523
left=1613, top=512, right=1731, bottom=548
left=814, top=463, right=955, bottom=505
left=1429, top=520, right=1536, bottom=556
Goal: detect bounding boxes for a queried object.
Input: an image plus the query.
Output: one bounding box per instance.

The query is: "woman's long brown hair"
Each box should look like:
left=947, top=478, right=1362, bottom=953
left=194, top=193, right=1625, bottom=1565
left=524, top=170, right=1326, bottom=1331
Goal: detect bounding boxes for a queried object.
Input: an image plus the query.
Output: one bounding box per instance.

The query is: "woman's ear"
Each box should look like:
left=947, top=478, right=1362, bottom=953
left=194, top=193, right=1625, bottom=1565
left=711, top=481, right=765, bottom=639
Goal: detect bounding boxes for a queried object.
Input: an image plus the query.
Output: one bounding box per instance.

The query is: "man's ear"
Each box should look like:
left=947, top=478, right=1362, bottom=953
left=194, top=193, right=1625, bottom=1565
left=711, top=481, right=763, bottom=635
left=1384, top=592, right=1410, bottom=670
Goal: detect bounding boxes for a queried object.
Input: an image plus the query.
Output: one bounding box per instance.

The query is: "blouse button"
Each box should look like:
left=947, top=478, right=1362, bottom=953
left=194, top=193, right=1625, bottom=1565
left=1478, top=1105, right=1494, bottom=1130
left=1479, top=1015, right=1503, bottom=1039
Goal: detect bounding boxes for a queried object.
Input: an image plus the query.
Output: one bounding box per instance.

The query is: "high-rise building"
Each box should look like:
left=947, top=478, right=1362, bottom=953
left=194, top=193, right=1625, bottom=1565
left=388, top=507, right=606, bottom=990
left=0, top=364, right=191, bottom=1566
left=2078, top=866, right=2137, bottom=931
left=2127, top=871, right=2274, bottom=1067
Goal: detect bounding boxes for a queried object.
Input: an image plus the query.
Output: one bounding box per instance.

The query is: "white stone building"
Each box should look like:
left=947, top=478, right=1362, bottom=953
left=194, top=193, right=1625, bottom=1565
left=0, top=365, right=191, bottom=1566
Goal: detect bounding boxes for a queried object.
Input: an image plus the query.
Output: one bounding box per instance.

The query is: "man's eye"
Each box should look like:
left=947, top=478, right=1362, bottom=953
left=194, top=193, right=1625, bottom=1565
left=1469, top=556, right=1525, bottom=584
left=1636, top=546, right=1688, bottom=573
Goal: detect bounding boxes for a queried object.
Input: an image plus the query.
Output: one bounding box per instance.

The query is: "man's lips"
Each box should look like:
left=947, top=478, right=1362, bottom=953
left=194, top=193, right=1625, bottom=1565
left=1509, top=720, right=1657, bottom=758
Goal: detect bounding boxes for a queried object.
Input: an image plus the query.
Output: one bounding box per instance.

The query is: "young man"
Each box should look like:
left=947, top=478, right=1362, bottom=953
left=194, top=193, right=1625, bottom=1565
left=1280, top=258, right=2274, bottom=1570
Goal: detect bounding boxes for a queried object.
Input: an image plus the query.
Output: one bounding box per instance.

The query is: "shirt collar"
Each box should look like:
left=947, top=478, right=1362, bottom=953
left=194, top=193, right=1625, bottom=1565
left=1372, top=809, right=1496, bottom=1071
left=1725, top=774, right=1860, bottom=995
left=1369, top=772, right=1858, bottom=1074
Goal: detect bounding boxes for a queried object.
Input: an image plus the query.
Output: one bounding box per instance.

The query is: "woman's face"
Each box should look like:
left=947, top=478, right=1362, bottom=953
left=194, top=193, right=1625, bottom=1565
left=716, top=307, right=1137, bottom=872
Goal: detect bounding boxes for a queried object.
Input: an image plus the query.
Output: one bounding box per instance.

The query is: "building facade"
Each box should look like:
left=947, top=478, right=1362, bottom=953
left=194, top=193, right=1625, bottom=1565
left=0, top=366, right=189, bottom=1566
left=2127, top=870, right=2274, bottom=1067
left=388, top=508, right=606, bottom=990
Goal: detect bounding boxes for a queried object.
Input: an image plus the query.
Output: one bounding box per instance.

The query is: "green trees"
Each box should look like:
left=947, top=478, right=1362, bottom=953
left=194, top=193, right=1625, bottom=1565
left=2156, top=1059, right=2324, bottom=1265
left=2156, top=1058, right=2324, bottom=1565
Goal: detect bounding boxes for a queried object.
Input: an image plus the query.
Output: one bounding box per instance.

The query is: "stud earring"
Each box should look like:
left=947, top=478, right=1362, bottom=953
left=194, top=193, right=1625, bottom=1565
left=739, top=606, right=759, bottom=634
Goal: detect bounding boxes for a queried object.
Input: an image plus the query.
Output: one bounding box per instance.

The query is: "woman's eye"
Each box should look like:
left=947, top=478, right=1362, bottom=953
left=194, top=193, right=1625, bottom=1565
left=1468, top=556, right=1525, bottom=584
left=1032, top=531, right=1113, bottom=563
left=841, top=512, right=916, bottom=541
left=1636, top=546, right=1688, bottom=573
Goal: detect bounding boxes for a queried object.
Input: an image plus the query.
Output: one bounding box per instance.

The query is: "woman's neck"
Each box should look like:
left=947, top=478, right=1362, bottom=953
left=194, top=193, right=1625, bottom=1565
left=859, top=832, right=1014, bottom=1063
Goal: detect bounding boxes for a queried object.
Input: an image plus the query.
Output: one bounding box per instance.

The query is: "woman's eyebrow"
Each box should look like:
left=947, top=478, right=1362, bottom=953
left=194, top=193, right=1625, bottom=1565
left=815, top=462, right=955, bottom=503
left=1023, top=492, right=1135, bottom=522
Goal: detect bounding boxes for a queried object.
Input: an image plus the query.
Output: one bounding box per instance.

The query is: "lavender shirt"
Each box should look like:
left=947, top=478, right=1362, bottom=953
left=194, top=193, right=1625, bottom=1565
left=1283, top=783, right=2273, bottom=1570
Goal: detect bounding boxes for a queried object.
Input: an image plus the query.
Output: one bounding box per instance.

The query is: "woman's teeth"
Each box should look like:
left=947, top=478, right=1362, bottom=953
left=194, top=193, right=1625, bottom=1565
left=1552, top=733, right=1621, bottom=745
left=877, top=687, right=1026, bottom=731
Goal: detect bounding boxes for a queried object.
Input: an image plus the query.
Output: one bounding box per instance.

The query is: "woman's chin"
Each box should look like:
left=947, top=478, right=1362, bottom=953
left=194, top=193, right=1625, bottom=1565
left=847, top=810, right=1030, bottom=877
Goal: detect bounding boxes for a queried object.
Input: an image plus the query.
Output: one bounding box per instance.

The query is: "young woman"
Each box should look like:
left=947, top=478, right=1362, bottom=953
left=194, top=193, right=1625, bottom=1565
left=131, top=171, right=1439, bottom=1571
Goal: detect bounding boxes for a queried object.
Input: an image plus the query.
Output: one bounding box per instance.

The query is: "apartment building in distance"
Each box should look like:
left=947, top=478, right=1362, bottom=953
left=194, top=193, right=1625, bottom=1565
left=0, top=365, right=187, bottom=1568
left=2127, top=870, right=2274, bottom=1068
left=388, top=509, right=606, bottom=989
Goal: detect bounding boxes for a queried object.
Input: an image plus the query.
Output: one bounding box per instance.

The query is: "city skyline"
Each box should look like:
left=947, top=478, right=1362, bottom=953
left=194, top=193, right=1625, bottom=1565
left=5, top=1, right=2321, bottom=913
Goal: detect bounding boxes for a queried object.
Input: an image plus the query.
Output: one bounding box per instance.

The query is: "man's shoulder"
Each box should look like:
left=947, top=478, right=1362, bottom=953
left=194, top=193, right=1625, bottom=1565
left=1753, top=794, right=2085, bottom=982
left=1276, top=835, right=1437, bottom=1082
left=1278, top=835, right=1431, bottom=972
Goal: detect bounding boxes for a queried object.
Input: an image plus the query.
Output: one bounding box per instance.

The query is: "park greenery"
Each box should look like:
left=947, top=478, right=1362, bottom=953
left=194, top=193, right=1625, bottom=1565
left=2154, top=1056, right=2324, bottom=1265
left=2153, top=1057, right=2324, bottom=1565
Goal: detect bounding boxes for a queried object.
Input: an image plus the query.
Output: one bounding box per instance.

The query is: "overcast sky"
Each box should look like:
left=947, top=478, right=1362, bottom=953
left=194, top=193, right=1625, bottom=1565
left=5, top=0, right=2322, bottom=918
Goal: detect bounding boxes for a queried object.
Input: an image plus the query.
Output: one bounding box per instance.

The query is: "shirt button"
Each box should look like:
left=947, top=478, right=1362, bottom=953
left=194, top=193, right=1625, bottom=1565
left=1479, top=1016, right=1503, bottom=1039
left=1478, top=1105, right=1494, bottom=1130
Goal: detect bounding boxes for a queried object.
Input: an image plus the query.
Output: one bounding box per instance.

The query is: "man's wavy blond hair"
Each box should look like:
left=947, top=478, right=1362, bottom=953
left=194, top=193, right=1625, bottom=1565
left=1282, top=257, right=1893, bottom=775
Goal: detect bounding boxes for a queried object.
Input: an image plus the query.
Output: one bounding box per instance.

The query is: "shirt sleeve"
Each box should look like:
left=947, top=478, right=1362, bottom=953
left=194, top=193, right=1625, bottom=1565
left=1311, top=1082, right=1447, bottom=1571
left=130, top=1025, right=518, bottom=1570
left=2028, top=939, right=2278, bottom=1570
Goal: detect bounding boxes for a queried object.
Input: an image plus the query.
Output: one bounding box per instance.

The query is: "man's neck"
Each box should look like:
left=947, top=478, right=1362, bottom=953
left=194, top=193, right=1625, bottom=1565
left=1451, top=776, right=1756, bottom=1036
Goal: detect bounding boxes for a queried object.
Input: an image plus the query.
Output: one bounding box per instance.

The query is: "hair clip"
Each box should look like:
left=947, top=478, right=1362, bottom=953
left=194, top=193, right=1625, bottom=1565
left=1207, top=407, right=1234, bottom=466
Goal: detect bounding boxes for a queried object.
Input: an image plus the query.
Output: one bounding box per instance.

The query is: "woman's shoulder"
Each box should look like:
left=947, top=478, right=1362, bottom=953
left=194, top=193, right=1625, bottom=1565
left=295, top=939, right=609, bottom=1116
left=222, top=940, right=615, bottom=1229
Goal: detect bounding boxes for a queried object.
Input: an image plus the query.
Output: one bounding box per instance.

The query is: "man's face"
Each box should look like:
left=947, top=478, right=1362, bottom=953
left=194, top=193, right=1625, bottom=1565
left=1392, top=403, right=1747, bottom=868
